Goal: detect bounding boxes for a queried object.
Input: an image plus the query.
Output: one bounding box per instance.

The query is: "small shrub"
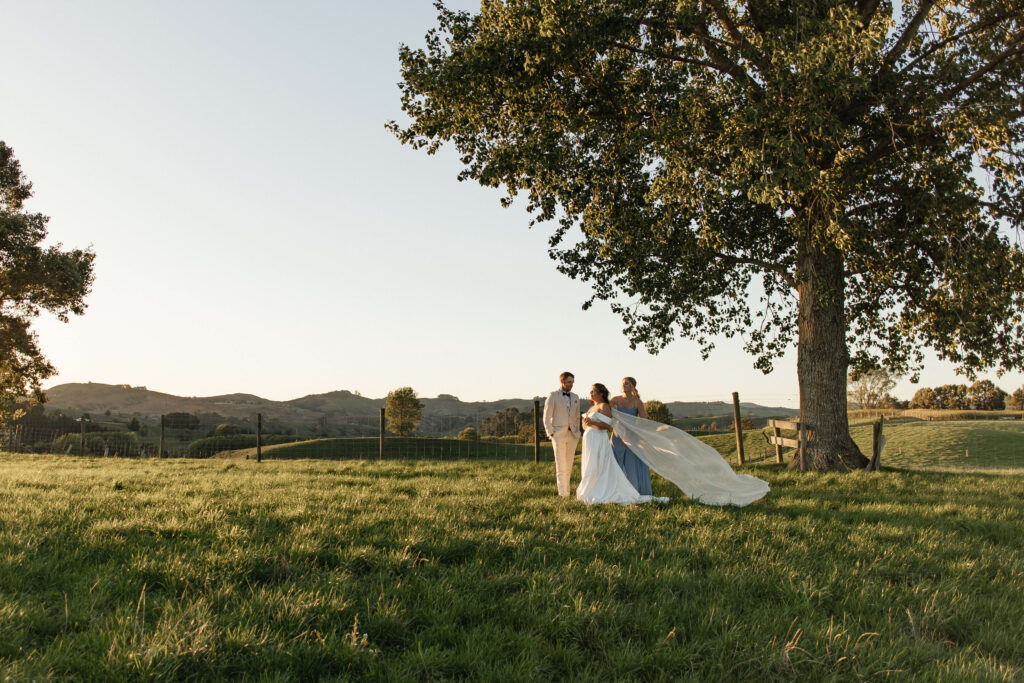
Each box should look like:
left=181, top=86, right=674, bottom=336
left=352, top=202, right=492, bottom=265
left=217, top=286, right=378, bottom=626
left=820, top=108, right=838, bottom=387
left=54, top=431, right=140, bottom=456
left=213, top=423, right=247, bottom=436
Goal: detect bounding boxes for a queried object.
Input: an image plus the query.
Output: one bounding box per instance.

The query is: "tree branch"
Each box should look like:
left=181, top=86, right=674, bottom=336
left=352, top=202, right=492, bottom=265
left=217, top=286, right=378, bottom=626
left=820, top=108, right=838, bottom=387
left=704, top=0, right=769, bottom=71
left=947, top=37, right=1024, bottom=99
left=884, top=0, right=937, bottom=65
left=899, top=13, right=1016, bottom=75
left=857, top=0, right=882, bottom=27
left=692, top=23, right=764, bottom=93
left=713, top=251, right=795, bottom=287
left=608, top=40, right=719, bottom=71
left=745, top=1, right=769, bottom=36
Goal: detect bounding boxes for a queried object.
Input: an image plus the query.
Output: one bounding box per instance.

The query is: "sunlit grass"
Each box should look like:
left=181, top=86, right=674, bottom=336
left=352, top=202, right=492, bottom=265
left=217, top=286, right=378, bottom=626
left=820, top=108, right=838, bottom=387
left=701, top=419, right=1024, bottom=472
left=1, top=454, right=1021, bottom=678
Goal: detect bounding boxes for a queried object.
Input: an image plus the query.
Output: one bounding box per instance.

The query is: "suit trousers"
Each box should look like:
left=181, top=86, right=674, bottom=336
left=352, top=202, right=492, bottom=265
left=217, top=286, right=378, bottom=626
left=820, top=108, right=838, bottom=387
left=552, top=432, right=579, bottom=497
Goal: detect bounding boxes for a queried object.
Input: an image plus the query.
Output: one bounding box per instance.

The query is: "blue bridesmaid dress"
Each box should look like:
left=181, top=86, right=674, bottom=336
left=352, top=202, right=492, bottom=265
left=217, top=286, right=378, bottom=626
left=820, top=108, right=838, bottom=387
left=611, top=405, right=653, bottom=495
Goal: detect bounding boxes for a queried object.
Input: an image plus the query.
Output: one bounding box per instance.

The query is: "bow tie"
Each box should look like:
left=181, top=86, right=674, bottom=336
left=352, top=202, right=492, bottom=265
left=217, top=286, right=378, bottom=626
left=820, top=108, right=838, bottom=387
left=562, top=392, right=570, bottom=397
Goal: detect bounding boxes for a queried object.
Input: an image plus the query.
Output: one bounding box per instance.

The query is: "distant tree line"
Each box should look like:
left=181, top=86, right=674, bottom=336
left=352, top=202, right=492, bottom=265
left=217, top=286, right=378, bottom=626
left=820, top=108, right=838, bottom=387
left=910, top=380, right=1020, bottom=411
left=848, top=368, right=1022, bottom=411
left=468, top=399, right=677, bottom=444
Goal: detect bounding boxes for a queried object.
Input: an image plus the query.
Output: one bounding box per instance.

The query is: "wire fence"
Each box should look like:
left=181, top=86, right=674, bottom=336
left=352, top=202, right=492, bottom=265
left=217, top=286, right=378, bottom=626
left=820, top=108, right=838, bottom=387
left=9, top=392, right=1016, bottom=469
left=0, top=391, right=812, bottom=463
left=0, top=410, right=556, bottom=462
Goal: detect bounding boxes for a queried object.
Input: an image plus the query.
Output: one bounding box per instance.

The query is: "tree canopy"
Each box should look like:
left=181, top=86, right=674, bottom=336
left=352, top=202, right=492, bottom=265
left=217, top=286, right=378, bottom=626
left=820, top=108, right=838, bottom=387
left=644, top=400, right=674, bottom=424
left=1007, top=386, right=1024, bottom=410
left=393, top=0, right=1024, bottom=470
left=386, top=387, right=425, bottom=436
left=0, top=142, right=95, bottom=421
left=847, top=367, right=897, bottom=409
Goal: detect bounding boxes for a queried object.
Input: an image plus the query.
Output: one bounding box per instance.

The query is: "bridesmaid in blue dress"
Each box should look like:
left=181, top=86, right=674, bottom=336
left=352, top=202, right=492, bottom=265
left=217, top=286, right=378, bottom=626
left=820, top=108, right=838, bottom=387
left=610, top=377, right=653, bottom=495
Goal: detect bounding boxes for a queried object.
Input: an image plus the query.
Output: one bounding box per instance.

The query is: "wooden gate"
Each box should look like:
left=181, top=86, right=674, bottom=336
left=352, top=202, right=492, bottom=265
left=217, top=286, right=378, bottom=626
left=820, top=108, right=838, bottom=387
left=764, top=418, right=814, bottom=465
left=766, top=416, right=886, bottom=470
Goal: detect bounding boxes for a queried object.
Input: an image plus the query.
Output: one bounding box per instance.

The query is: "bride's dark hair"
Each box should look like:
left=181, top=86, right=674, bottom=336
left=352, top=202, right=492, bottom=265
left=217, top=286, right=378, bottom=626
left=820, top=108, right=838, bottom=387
left=592, top=383, right=610, bottom=403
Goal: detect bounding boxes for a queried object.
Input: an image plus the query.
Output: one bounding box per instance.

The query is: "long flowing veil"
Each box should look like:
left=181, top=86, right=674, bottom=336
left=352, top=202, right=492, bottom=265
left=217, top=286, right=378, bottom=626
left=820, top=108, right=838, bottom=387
left=610, top=408, right=770, bottom=507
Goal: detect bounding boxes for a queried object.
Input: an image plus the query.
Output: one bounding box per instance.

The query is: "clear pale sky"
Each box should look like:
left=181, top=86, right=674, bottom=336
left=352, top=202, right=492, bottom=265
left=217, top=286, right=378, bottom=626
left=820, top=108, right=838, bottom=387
left=1, top=1, right=1020, bottom=406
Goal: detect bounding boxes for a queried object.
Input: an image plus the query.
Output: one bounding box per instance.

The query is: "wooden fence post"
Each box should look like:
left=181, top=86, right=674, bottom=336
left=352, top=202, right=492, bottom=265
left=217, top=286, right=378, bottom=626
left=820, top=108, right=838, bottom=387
left=533, top=399, right=541, bottom=464
left=379, top=407, right=385, bottom=460
left=732, top=392, right=745, bottom=465
left=798, top=420, right=808, bottom=469
left=774, top=423, right=783, bottom=463
left=80, top=416, right=86, bottom=458
left=868, top=416, right=884, bottom=471
left=256, top=413, right=263, bottom=463
left=158, top=415, right=165, bottom=458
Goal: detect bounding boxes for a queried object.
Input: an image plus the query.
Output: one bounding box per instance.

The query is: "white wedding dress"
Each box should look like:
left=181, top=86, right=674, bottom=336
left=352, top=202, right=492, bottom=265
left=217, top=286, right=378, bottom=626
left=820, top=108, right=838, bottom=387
left=610, top=408, right=770, bottom=507
left=576, top=411, right=669, bottom=505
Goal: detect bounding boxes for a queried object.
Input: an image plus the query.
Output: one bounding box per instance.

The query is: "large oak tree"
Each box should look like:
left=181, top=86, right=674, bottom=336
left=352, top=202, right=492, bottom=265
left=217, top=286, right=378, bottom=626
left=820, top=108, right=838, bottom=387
left=0, top=142, right=95, bottom=421
left=391, top=0, right=1024, bottom=470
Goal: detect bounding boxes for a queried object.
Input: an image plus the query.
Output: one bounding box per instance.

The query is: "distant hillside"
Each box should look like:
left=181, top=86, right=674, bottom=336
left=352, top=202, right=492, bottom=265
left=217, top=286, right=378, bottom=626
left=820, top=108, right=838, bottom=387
left=666, top=401, right=798, bottom=418
left=42, top=383, right=323, bottom=422
left=40, top=383, right=797, bottom=435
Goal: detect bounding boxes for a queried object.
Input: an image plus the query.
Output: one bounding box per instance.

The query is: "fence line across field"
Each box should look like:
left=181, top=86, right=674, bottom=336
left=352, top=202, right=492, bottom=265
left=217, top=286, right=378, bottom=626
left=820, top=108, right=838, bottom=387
left=5, top=393, right=1021, bottom=467
left=2, top=393, right=766, bottom=465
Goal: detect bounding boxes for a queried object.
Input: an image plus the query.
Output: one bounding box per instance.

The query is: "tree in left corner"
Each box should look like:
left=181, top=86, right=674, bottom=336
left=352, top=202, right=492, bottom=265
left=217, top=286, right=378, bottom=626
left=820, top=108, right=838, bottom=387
left=0, top=141, right=95, bottom=422
left=386, top=387, right=424, bottom=436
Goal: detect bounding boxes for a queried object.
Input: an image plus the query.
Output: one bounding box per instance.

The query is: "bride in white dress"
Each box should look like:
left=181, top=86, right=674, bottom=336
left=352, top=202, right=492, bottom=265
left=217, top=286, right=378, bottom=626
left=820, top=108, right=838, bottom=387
left=577, top=383, right=770, bottom=507
left=577, top=383, right=669, bottom=505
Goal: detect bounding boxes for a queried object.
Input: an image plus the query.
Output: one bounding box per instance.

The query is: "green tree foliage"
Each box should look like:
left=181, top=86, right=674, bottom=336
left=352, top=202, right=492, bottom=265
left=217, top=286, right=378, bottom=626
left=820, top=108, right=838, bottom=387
left=909, top=387, right=938, bottom=409
left=729, top=417, right=756, bottom=431
left=479, top=406, right=532, bottom=437
left=876, top=394, right=907, bottom=409
left=0, top=142, right=95, bottom=421
left=457, top=426, right=478, bottom=440
left=127, top=417, right=141, bottom=432
left=163, top=412, right=200, bottom=430
left=644, top=400, right=673, bottom=425
left=1007, top=387, right=1024, bottom=411
left=847, top=368, right=898, bottom=409
left=393, top=1, right=1024, bottom=471
left=968, top=380, right=1006, bottom=410
left=517, top=423, right=541, bottom=444
left=214, top=423, right=245, bottom=436
left=12, top=404, right=87, bottom=437
left=54, top=431, right=139, bottom=456
left=386, top=387, right=424, bottom=436
left=932, top=384, right=970, bottom=410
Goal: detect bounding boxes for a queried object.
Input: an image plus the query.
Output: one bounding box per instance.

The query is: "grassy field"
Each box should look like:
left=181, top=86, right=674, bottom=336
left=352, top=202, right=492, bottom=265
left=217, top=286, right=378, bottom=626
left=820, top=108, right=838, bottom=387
left=698, top=418, right=1024, bottom=472
left=1, top=453, right=1022, bottom=679
left=222, top=419, right=1023, bottom=475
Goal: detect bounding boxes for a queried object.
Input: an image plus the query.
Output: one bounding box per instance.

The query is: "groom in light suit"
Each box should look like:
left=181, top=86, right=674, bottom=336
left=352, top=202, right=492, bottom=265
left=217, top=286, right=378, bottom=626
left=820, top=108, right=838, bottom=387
left=543, top=371, right=581, bottom=496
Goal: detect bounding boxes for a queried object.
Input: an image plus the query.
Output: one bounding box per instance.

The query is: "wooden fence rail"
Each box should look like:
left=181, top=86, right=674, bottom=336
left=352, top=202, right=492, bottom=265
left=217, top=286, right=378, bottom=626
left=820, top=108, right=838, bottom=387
left=765, top=418, right=814, bottom=465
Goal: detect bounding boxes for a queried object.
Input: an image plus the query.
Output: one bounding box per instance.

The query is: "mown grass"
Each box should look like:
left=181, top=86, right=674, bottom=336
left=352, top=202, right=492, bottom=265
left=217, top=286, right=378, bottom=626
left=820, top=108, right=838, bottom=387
left=1, top=454, right=1022, bottom=679
left=226, top=420, right=1024, bottom=476
left=848, top=418, right=1024, bottom=472
left=700, top=419, right=1024, bottom=472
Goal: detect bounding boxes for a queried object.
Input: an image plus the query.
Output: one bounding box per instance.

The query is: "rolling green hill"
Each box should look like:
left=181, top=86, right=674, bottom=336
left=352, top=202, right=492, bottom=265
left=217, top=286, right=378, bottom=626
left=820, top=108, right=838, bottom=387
left=39, top=383, right=797, bottom=436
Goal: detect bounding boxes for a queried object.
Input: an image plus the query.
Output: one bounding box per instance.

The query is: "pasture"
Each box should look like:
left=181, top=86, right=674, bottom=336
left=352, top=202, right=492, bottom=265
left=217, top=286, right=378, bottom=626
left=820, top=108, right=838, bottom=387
left=1, top=451, right=1022, bottom=679
left=219, top=418, right=1024, bottom=475
left=701, top=418, right=1024, bottom=472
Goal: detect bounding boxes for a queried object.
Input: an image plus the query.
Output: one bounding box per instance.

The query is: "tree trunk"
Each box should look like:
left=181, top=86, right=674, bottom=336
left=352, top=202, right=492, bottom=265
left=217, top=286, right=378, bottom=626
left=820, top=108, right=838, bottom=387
left=791, top=246, right=869, bottom=471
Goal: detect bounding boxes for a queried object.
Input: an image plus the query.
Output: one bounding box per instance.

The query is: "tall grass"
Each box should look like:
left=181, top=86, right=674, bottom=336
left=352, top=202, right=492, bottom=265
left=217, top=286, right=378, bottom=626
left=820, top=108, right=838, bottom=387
left=1, top=454, right=1021, bottom=679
